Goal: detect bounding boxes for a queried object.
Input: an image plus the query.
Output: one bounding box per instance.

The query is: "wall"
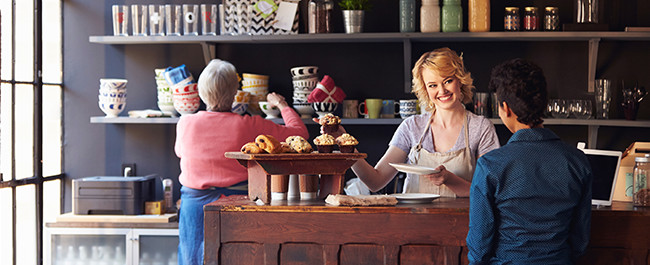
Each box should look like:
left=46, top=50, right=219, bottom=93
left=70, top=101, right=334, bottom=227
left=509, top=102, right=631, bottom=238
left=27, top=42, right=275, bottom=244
left=63, top=0, right=650, bottom=211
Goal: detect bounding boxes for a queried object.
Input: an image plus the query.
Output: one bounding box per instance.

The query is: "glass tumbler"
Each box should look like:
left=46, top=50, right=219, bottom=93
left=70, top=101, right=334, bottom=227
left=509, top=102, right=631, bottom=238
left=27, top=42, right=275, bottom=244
left=165, top=4, right=182, bottom=36
left=201, top=4, right=218, bottom=35
left=112, top=5, right=129, bottom=36
left=131, top=5, right=148, bottom=36
left=149, top=5, right=165, bottom=36
left=183, top=4, right=200, bottom=36
left=594, top=79, right=612, bottom=119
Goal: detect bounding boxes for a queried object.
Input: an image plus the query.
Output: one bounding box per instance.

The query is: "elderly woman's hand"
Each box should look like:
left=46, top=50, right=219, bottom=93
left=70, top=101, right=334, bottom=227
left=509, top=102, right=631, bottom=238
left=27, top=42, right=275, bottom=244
left=267, top=92, right=289, bottom=109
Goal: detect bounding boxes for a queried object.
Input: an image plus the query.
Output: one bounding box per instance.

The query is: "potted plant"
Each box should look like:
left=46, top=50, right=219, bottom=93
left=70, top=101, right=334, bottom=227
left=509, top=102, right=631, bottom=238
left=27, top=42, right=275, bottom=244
left=338, top=0, right=371, bottom=33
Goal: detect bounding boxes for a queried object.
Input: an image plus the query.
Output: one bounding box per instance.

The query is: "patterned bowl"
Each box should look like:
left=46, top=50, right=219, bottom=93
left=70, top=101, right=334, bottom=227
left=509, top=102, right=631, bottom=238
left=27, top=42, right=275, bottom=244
left=311, top=102, right=338, bottom=118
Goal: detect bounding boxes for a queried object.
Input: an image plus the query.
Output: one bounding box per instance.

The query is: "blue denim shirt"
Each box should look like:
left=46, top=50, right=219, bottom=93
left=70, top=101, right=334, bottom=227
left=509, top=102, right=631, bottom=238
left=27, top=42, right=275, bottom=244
left=467, top=128, right=592, bottom=265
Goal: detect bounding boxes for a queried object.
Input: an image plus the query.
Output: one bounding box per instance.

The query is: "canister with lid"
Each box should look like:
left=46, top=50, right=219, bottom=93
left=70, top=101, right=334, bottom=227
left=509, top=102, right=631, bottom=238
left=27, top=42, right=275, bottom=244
left=523, top=6, right=538, bottom=31
left=420, top=0, right=440, bottom=32
left=633, top=154, right=650, bottom=206
left=468, top=0, right=490, bottom=32
left=441, top=0, right=462, bottom=32
left=544, top=7, right=560, bottom=31
left=504, top=7, right=519, bottom=31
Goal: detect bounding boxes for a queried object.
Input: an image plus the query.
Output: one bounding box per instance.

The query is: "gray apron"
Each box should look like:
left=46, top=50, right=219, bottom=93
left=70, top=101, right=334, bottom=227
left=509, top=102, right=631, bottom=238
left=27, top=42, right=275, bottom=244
left=403, top=111, right=475, bottom=197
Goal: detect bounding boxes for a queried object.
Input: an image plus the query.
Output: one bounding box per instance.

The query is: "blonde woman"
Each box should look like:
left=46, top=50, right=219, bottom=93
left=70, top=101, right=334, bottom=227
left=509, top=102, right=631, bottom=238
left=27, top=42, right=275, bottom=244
left=322, top=47, right=499, bottom=197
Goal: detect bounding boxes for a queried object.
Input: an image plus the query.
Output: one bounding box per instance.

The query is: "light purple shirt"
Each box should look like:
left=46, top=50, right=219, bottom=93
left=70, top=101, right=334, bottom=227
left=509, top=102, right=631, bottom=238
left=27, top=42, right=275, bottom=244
left=389, top=111, right=500, bottom=160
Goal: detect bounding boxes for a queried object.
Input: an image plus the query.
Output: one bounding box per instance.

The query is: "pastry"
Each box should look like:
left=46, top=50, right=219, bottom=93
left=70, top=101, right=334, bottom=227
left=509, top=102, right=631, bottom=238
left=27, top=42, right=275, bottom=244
left=318, top=113, right=341, bottom=134
left=255, top=134, right=282, bottom=154
left=335, top=133, right=358, bottom=153
left=286, top=136, right=313, bottom=153
left=313, top=134, right=336, bottom=153
left=241, top=142, right=264, bottom=154
left=280, top=142, right=296, bottom=153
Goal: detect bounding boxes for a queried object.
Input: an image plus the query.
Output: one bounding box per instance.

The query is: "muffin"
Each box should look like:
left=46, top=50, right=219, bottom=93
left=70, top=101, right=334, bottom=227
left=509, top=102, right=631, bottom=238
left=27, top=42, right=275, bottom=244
left=286, top=136, right=313, bottom=153
left=313, top=134, right=336, bottom=153
left=336, top=133, right=358, bottom=153
left=318, top=113, right=341, bottom=134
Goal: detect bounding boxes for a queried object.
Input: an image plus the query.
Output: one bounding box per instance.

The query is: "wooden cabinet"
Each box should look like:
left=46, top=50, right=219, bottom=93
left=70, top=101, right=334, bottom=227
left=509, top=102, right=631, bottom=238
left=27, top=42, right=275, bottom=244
left=204, top=195, right=650, bottom=265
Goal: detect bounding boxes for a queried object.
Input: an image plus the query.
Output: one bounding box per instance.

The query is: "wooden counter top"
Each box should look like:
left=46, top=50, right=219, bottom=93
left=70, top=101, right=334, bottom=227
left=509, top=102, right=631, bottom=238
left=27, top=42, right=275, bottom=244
left=204, top=195, right=650, bottom=265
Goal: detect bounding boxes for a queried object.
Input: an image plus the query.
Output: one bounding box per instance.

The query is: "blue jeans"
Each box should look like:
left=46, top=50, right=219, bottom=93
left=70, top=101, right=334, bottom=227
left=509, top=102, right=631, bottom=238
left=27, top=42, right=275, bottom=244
left=178, top=183, right=247, bottom=265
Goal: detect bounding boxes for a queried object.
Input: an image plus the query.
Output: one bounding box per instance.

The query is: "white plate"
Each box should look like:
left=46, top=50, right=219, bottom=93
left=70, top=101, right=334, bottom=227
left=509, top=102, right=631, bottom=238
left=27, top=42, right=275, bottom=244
left=390, top=193, right=441, bottom=204
left=389, top=163, right=441, bottom=175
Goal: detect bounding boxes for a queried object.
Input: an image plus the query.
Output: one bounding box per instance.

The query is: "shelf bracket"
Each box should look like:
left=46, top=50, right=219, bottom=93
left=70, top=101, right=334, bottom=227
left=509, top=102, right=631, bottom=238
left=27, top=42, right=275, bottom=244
left=403, top=39, right=412, bottom=93
left=587, top=124, right=599, bottom=149
left=587, top=38, right=600, bottom=93
left=200, top=42, right=216, bottom=65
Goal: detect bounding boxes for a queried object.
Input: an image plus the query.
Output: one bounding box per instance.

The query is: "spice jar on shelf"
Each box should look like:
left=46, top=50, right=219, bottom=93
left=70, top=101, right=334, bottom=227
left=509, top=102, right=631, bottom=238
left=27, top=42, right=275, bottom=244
left=633, top=154, right=650, bottom=207
left=544, top=6, right=560, bottom=31
left=523, top=6, right=538, bottom=31
left=504, top=7, right=519, bottom=31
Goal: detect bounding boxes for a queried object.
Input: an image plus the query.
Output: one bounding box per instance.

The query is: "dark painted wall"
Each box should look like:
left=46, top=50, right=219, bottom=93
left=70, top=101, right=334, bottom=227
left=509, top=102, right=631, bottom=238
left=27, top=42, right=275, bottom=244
left=63, top=0, right=650, bottom=211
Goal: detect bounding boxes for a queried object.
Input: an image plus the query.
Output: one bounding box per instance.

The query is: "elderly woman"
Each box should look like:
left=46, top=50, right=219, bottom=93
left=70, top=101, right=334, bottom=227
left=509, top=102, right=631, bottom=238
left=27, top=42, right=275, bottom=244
left=175, top=59, right=308, bottom=265
left=321, top=47, right=500, bottom=197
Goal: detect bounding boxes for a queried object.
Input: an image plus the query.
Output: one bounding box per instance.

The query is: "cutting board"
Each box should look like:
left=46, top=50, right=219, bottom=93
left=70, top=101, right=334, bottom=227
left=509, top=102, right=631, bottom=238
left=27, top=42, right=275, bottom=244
left=56, top=212, right=177, bottom=223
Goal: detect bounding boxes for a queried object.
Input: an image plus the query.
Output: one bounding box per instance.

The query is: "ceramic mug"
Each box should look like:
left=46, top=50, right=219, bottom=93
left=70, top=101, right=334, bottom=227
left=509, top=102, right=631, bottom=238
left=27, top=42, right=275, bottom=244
left=399, top=99, right=418, bottom=119
left=358, top=99, right=382, bottom=119
left=342, top=99, right=359, bottom=118
left=381, top=99, right=400, bottom=118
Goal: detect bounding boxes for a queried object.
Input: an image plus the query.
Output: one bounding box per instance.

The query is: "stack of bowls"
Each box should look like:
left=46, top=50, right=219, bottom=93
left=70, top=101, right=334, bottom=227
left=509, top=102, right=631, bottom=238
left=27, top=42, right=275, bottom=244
left=172, top=81, right=200, bottom=115
left=98, top=78, right=128, bottom=117
left=231, top=90, right=250, bottom=115
left=241, top=73, right=269, bottom=115
left=154, top=69, right=176, bottom=115
left=290, top=66, right=319, bottom=118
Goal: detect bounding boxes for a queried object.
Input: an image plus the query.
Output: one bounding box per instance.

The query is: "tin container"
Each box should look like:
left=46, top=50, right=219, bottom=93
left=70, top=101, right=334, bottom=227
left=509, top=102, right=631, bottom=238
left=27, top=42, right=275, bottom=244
left=544, top=7, right=560, bottom=31
left=504, top=7, right=519, bottom=31
left=523, top=6, right=538, bottom=31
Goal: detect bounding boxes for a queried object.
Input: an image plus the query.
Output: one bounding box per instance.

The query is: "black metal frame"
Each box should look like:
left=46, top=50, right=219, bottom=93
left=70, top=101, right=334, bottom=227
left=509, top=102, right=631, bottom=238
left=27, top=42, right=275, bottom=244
left=0, top=1, right=64, bottom=265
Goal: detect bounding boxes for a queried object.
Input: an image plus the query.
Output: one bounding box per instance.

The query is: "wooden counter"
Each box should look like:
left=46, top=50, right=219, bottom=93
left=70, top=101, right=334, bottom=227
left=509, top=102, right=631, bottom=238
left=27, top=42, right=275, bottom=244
left=204, top=195, right=650, bottom=265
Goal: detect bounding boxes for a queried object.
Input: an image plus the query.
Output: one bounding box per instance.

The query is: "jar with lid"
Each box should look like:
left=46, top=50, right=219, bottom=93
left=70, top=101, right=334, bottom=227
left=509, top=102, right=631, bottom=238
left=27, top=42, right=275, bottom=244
left=544, top=7, right=560, bottom=31
left=523, top=6, right=538, bottom=31
left=504, top=7, right=519, bottom=31
left=633, top=154, right=650, bottom=206
left=468, top=0, right=490, bottom=32
left=400, top=0, right=416, bottom=32
left=441, top=0, right=462, bottom=32
left=420, top=0, right=440, bottom=32
left=308, top=0, right=333, bottom=33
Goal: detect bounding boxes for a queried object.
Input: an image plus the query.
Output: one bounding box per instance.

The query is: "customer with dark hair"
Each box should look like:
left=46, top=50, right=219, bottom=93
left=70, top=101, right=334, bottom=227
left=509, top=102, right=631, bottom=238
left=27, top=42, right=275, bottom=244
left=466, top=58, right=593, bottom=264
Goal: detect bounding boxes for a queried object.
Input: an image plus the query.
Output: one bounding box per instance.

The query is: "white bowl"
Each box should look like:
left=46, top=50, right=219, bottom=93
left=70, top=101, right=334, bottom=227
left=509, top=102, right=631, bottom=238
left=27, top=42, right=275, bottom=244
left=99, top=78, right=128, bottom=90
left=290, top=66, right=319, bottom=78
left=98, top=101, right=126, bottom=117
left=259, top=101, right=281, bottom=119
left=173, top=96, right=201, bottom=115
left=293, top=103, right=314, bottom=119
left=232, top=102, right=249, bottom=115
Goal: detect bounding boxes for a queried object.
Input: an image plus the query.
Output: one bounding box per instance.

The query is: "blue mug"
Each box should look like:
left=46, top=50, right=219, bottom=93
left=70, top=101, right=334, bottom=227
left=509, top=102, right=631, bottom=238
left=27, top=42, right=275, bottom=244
left=381, top=99, right=400, bottom=118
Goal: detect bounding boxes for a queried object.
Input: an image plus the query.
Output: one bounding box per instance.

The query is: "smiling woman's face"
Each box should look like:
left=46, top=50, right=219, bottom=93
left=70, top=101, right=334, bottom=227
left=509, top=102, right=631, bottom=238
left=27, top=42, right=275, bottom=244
left=422, top=68, right=462, bottom=111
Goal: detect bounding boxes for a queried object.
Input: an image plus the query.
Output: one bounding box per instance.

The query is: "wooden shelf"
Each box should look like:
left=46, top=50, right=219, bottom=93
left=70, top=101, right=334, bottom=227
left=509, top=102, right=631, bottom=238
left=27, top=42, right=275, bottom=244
left=89, top=32, right=650, bottom=45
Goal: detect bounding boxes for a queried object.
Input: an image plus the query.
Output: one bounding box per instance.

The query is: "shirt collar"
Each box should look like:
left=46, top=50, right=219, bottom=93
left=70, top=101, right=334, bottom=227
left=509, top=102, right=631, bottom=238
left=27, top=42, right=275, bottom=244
left=507, top=127, right=560, bottom=144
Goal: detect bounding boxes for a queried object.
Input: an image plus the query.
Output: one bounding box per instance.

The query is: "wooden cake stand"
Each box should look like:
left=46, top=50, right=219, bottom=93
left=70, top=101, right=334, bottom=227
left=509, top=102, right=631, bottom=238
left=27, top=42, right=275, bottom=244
left=224, top=152, right=367, bottom=204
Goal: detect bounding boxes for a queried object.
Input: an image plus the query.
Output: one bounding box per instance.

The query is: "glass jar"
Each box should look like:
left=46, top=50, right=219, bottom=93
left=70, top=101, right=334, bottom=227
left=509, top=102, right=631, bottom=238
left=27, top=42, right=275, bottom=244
left=504, top=7, right=519, bottom=31
left=633, top=154, right=650, bottom=207
left=468, top=0, right=490, bottom=32
left=544, top=7, right=560, bottom=31
left=523, top=7, right=538, bottom=31
left=400, top=0, right=416, bottom=32
left=308, top=0, right=332, bottom=33
left=420, top=0, right=440, bottom=32
left=441, top=0, right=462, bottom=32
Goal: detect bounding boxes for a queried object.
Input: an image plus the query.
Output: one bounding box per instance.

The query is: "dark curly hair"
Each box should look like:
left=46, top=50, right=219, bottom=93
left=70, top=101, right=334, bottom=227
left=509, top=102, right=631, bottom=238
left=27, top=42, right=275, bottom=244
left=488, top=58, right=547, bottom=127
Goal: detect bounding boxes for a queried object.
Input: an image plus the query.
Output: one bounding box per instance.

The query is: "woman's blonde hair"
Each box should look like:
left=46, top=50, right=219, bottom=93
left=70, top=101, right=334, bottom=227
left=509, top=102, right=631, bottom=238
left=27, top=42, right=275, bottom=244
left=411, top=47, right=474, bottom=112
left=198, top=59, right=239, bottom=112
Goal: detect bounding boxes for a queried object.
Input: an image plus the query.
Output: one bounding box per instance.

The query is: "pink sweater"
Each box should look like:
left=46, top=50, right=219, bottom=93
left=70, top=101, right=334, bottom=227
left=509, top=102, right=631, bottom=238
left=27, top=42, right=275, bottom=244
left=175, top=107, right=309, bottom=189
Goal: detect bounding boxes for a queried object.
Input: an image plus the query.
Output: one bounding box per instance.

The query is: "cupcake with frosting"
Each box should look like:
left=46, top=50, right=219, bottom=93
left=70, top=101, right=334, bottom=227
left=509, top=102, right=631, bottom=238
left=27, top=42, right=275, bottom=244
left=336, top=133, right=358, bottom=153
left=313, top=134, right=336, bottom=153
left=318, top=113, right=341, bottom=134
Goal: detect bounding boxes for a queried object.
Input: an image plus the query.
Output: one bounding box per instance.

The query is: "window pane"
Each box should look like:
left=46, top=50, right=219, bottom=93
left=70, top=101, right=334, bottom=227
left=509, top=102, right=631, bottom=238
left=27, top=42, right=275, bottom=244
left=42, top=0, right=62, bottom=84
left=16, top=185, right=36, bottom=265
left=1, top=83, right=13, bottom=181
left=0, top=2, right=13, bottom=80
left=15, top=0, right=35, bottom=82
left=43, top=179, right=61, bottom=224
left=0, top=187, right=13, bottom=265
left=15, top=84, right=34, bottom=180
left=43, top=85, right=62, bottom=176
